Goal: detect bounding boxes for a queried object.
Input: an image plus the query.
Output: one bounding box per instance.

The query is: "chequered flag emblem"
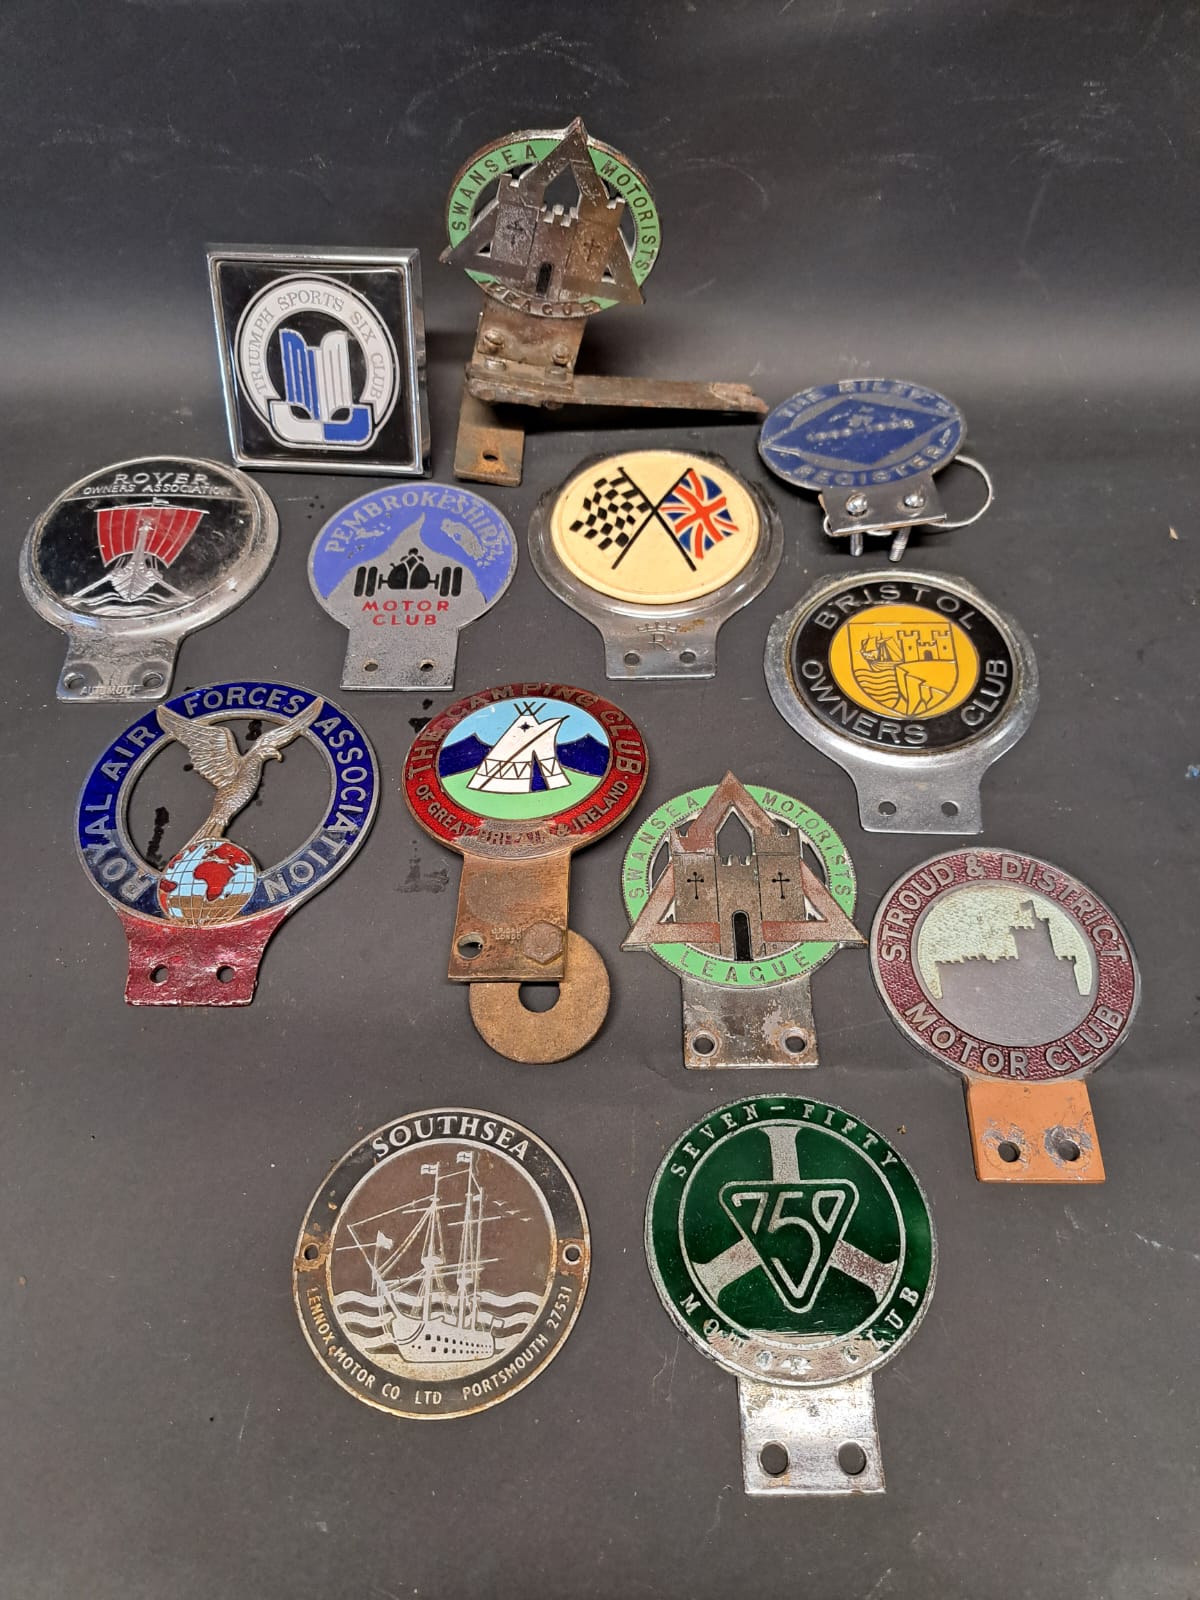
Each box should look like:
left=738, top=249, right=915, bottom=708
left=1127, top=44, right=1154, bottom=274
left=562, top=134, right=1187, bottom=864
left=568, top=469, right=656, bottom=552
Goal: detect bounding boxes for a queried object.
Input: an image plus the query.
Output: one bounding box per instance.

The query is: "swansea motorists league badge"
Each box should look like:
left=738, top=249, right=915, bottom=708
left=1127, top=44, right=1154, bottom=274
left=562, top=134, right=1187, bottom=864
left=293, top=1109, right=590, bottom=1418
left=646, top=1096, right=935, bottom=1494
left=208, top=248, right=429, bottom=475
left=76, top=680, right=378, bottom=1004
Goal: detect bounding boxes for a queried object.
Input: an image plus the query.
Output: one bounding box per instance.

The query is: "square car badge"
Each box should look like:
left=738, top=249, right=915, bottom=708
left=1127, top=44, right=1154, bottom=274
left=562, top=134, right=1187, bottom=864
left=208, top=247, right=429, bottom=476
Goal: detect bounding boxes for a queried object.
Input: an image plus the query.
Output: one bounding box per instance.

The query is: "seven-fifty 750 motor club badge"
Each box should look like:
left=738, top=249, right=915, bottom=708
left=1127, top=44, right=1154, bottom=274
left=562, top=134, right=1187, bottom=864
left=309, top=482, right=516, bottom=690
left=294, top=1109, right=590, bottom=1419
left=208, top=247, right=429, bottom=475
left=76, top=681, right=378, bottom=1005
left=646, top=1096, right=935, bottom=1494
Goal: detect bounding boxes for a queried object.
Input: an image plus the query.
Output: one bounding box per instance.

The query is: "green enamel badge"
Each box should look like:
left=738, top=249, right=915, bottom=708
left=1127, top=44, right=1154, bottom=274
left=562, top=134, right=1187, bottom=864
left=645, top=1097, right=936, bottom=1387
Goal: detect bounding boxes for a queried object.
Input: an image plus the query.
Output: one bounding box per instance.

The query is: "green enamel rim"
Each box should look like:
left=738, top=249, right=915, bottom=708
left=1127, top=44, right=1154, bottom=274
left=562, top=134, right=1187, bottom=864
left=620, top=784, right=858, bottom=986
left=645, top=1097, right=936, bottom=1386
left=445, top=131, right=662, bottom=310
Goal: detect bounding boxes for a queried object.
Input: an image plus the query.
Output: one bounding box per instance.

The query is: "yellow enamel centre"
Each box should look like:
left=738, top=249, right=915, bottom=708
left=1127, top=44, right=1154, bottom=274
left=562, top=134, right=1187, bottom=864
left=549, top=450, right=759, bottom=605
left=828, top=604, right=979, bottom=719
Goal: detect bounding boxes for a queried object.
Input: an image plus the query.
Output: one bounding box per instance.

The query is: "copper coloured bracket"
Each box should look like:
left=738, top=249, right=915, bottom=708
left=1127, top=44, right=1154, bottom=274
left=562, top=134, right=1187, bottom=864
left=965, top=1079, right=1105, bottom=1183
left=449, top=852, right=571, bottom=984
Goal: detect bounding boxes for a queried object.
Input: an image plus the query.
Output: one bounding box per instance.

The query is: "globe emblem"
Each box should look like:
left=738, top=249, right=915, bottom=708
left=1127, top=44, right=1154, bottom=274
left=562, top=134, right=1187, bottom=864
left=157, top=840, right=257, bottom=926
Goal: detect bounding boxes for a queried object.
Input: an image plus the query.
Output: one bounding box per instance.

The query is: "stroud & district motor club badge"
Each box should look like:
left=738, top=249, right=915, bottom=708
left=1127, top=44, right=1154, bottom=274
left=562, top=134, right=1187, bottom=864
left=293, top=1109, right=590, bottom=1418
left=76, top=680, right=378, bottom=1004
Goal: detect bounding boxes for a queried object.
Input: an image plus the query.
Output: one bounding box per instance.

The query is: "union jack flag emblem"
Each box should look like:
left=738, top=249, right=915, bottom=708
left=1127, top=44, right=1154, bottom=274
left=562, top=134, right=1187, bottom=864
left=657, top=469, right=739, bottom=561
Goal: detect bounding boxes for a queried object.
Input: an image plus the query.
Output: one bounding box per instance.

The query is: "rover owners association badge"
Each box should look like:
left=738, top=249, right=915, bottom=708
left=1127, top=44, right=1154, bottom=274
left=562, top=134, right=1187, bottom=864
left=208, top=247, right=430, bottom=475
left=309, top=482, right=516, bottom=690
left=294, top=1110, right=589, bottom=1418
left=528, top=450, right=782, bottom=679
left=621, top=775, right=863, bottom=1068
left=76, top=681, right=378, bottom=1004
left=646, top=1096, right=935, bottom=1494
left=871, top=849, right=1140, bottom=1182
left=20, top=456, right=277, bottom=703
left=765, top=570, right=1037, bottom=834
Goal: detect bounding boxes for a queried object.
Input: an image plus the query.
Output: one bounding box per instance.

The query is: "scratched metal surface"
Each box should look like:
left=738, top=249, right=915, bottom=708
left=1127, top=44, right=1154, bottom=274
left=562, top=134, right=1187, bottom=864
left=1, top=3, right=1198, bottom=1597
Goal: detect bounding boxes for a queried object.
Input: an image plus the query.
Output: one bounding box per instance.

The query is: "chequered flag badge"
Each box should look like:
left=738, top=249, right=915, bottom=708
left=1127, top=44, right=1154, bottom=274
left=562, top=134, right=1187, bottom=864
left=568, top=469, right=656, bottom=551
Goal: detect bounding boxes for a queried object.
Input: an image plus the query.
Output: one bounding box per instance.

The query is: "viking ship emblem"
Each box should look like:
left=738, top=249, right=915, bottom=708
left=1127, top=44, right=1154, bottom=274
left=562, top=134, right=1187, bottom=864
left=67, top=500, right=204, bottom=613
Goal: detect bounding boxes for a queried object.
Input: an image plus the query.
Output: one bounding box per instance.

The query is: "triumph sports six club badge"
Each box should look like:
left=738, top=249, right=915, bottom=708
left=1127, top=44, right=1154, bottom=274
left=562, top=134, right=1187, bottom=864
left=76, top=681, right=378, bottom=1004
left=209, top=247, right=429, bottom=476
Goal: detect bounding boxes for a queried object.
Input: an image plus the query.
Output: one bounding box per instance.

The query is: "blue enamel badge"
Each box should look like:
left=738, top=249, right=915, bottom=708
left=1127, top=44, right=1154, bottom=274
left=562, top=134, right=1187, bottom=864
left=759, top=380, right=965, bottom=490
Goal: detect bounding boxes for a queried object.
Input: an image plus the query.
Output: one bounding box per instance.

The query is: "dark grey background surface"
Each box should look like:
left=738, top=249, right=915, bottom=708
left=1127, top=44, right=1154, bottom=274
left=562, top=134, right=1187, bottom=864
left=2, top=4, right=1198, bottom=1597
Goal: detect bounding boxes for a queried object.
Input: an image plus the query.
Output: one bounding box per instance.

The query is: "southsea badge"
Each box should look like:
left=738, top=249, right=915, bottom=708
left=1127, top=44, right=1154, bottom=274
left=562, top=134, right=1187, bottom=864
left=871, top=849, right=1140, bottom=1182
left=528, top=450, right=782, bottom=679
left=765, top=570, right=1037, bottom=833
left=622, top=776, right=864, bottom=1068
left=646, top=1096, right=936, bottom=1494
left=404, top=684, right=647, bottom=1062
left=309, top=482, right=516, bottom=690
left=21, top=456, right=277, bottom=703
left=758, top=379, right=993, bottom=560
left=76, top=680, right=378, bottom=1004
left=208, top=246, right=429, bottom=476
left=294, top=1109, right=589, bottom=1419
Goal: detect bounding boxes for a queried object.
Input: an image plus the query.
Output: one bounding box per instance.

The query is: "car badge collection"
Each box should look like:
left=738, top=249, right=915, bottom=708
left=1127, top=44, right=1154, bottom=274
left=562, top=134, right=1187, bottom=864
left=29, top=115, right=1138, bottom=1496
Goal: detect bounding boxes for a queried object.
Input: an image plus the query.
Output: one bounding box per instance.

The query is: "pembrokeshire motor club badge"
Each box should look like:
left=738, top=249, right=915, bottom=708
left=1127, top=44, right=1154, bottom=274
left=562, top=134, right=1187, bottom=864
left=294, top=1109, right=590, bottom=1418
left=208, top=248, right=429, bottom=475
left=76, top=680, right=378, bottom=1004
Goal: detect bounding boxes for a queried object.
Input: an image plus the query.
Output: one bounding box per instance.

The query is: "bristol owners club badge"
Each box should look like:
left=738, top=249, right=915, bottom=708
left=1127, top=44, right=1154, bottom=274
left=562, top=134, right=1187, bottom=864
left=76, top=681, right=378, bottom=1004
left=208, top=247, right=429, bottom=476
left=294, top=1109, right=589, bottom=1419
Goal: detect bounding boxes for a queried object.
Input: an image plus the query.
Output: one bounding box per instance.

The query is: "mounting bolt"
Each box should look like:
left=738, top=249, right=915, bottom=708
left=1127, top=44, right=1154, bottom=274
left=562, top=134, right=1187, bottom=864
left=522, top=922, right=565, bottom=964
left=551, top=344, right=571, bottom=367
left=845, top=493, right=870, bottom=516
left=480, top=329, right=504, bottom=353
left=902, top=489, right=926, bottom=510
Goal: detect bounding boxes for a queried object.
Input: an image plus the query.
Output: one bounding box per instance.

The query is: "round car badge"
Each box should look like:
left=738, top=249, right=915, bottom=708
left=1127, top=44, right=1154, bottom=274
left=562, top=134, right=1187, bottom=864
left=765, top=569, right=1037, bottom=834
left=295, top=1109, right=589, bottom=1419
left=404, top=683, right=648, bottom=1062
left=76, top=680, right=378, bottom=1004
left=528, top=450, right=782, bottom=679
left=758, top=379, right=992, bottom=560
left=621, top=775, right=864, bottom=1069
left=646, top=1095, right=936, bottom=1495
left=309, top=483, right=517, bottom=690
left=21, top=457, right=277, bottom=703
left=871, top=849, right=1139, bottom=1184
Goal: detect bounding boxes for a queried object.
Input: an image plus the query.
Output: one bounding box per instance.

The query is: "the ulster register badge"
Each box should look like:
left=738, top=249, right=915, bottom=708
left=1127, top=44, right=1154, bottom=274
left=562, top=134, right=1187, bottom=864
left=528, top=450, right=782, bottom=679
left=76, top=681, right=378, bottom=1004
left=208, top=247, right=429, bottom=476
left=871, top=849, right=1139, bottom=1182
left=309, top=482, right=516, bottom=690
left=294, top=1109, right=589, bottom=1418
left=622, top=776, right=863, bottom=1068
left=765, top=571, right=1037, bottom=833
left=646, top=1096, right=936, bottom=1494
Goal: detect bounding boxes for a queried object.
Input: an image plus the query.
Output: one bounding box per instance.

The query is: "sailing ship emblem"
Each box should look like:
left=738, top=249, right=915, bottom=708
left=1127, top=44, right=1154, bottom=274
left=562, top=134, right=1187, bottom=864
left=67, top=499, right=204, bottom=613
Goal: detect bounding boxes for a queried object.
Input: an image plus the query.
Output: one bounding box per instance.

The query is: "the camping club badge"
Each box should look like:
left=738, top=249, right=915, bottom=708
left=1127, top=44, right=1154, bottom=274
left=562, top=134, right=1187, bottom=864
left=871, top=849, right=1139, bottom=1182
left=309, top=482, right=516, bottom=690
left=528, top=450, right=782, bottom=679
left=765, top=570, right=1038, bottom=833
left=294, top=1109, right=589, bottom=1419
left=758, top=379, right=993, bottom=560
left=208, top=247, right=429, bottom=476
left=404, top=684, right=648, bottom=1062
left=621, top=775, right=863, bottom=1068
left=76, top=681, right=378, bottom=1004
left=646, top=1096, right=936, bottom=1494
left=20, top=457, right=277, bottom=703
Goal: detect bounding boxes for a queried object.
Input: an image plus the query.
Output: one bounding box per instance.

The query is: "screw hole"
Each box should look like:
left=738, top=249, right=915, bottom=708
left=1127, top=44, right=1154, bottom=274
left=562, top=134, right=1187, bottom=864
left=837, top=1442, right=868, bottom=1477
left=482, top=451, right=499, bottom=463
left=997, top=1140, right=1022, bottom=1163
left=302, top=1243, right=319, bottom=1262
left=456, top=935, right=484, bottom=961
left=149, top=965, right=168, bottom=985
left=216, top=966, right=235, bottom=984
left=692, top=1032, right=718, bottom=1056
left=679, top=649, right=697, bottom=666
left=419, top=659, right=435, bottom=673
left=783, top=1032, right=808, bottom=1055
left=563, top=1243, right=582, bottom=1266
left=878, top=800, right=897, bottom=817
left=518, top=982, right=559, bottom=1013
left=623, top=651, right=641, bottom=667
left=759, top=1442, right=789, bottom=1477
left=363, top=660, right=379, bottom=673
left=1056, top=1139, right=1081, bottom=1163
left=63, top=671, right=85, bottom=690
left=140, top=670, right=165, bottom=691
left=941, top=800, right=959, bottom=818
